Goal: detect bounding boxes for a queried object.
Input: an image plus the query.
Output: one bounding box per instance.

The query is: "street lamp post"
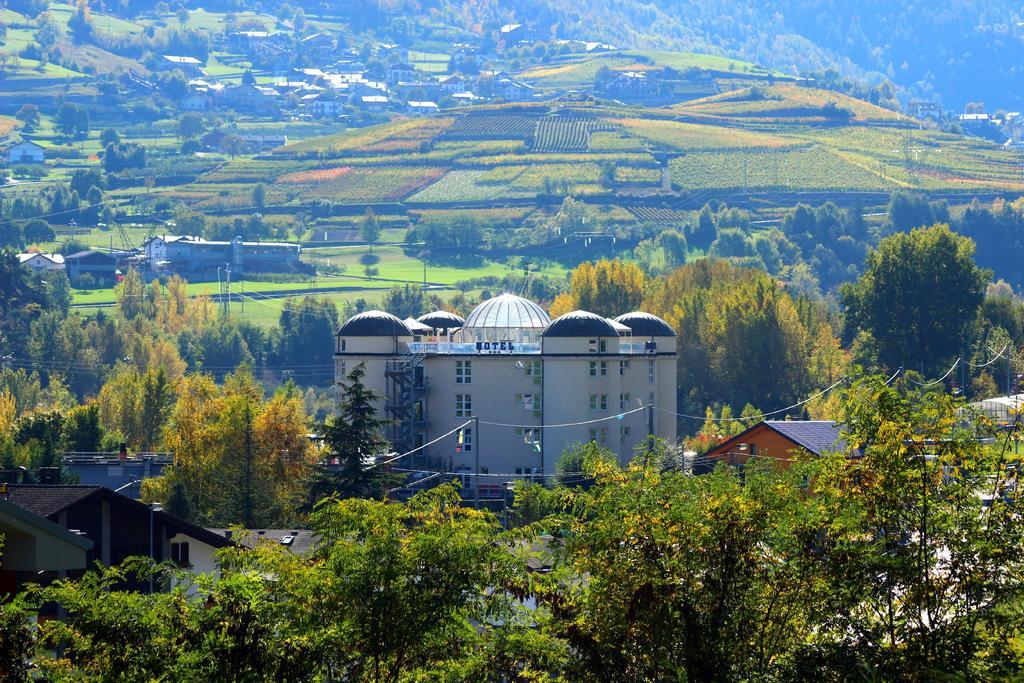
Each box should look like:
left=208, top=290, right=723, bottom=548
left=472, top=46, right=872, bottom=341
left=149, top=503, right=163, bottom=594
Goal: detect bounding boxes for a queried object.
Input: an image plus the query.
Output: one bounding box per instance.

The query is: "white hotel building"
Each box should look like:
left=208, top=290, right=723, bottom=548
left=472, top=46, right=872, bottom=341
left=333, top=294, right=677, bottom=478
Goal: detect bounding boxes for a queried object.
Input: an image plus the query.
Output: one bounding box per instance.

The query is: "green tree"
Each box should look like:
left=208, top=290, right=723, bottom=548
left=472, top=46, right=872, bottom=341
left=251, top=182, right=266, bottom=210
left=533, top=443, right=841, bottom=681
left=62, top=402, right=104, bottom=452
left=14, top=104, right=39, bottom=131
left=306, top=363, right=394, bottom=503
left=842, top=224, right=989, bottom=373
left=360, top=208, right=380, bottom=247
left=99, top=127, right=120, bottom=147
left=801, top=377, right=1024, bottom=678
left=177, top=112, right=205, bottom=140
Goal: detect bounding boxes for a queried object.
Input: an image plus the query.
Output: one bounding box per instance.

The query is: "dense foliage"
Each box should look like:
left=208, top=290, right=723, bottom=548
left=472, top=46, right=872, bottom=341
left=5, top=380, right=1024, bottom=680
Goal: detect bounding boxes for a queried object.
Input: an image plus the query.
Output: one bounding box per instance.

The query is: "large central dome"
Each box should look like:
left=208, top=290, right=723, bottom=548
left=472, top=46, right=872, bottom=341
left=458, top=294, right=550, bottom=343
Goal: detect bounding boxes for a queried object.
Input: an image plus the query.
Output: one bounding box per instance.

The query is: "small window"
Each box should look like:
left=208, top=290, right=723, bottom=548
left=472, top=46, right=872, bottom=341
left=619, top=393, right=631, bottom=410
left=620, top=425, right=631, bottom=439
left=456, top=360, right=472, bottom=384
left=589, top=394, right=598, bottom=410
left=588, top=427, right=608, bottom=445
left=338, top=360, right=346, bottom=377
left=599, top=339, right=607, bottom=353
left=588, top=339, right=598, bottom=353
left=455, top=393, right=472, bottom=418
left=456, top=427, right=473, bottom=453
left=619, top=360, right=629, bottom=376
left=600, top=394, right=607, bottom=410
left=599, top=361, right=608, bottom=376
left=170, top=542, right=190, bottom=567
left=648, top=360, right=655, bottom=384
left=340, top=339, right=347, bottom=352
left=589, top=361, right=598, bottom=376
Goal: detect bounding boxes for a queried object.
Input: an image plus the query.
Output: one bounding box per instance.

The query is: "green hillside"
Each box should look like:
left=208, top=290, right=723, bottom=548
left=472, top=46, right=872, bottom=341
left=160, top=85, right=1024, bottom=216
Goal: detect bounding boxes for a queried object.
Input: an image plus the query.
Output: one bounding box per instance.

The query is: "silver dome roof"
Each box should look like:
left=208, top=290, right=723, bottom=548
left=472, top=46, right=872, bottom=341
left=463, top=293, right=550, bottom=331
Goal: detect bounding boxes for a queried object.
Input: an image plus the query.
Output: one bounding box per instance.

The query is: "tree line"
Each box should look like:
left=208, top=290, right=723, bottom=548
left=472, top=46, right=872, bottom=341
left=3, top=377, right=1024, bottom=680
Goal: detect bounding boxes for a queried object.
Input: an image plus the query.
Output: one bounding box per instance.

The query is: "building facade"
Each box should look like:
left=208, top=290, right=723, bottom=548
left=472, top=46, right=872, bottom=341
left=143, top=234, right=302, bottom=275
left=334, top=294, right=677, bottom=480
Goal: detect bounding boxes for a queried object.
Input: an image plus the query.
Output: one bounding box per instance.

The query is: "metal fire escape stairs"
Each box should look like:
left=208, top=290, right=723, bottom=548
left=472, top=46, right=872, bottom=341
left=385, top=352, right=428, bottom=456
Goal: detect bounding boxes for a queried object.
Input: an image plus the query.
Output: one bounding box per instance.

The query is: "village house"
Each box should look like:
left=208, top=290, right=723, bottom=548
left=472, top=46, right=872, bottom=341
left=0, top=494, right=92, bottom=596
left=701, top=420, right=847, bottom=472
left=386, top=62, right=416, bottom=86
left=358, top=94, right=392, bottom=112
left=17, top=252, right=64, bottom=273
left=439, top=74, right=467, bottom=93
left=217, top=83, right=281, bottom=116
left=64, top=250, right=118, bottom=285
left=406, top=100, right=440, bottom=115
left=1, top=484, right=232, bottom=593
left=7, top=140, right=44, bottom=165
left=160, top=54, right=204, bottom=76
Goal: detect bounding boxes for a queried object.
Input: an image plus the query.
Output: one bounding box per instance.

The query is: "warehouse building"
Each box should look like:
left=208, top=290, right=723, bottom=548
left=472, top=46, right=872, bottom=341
left=334, top=294, right=677, bottom=480
left=143, top=234, right=303, bottom=275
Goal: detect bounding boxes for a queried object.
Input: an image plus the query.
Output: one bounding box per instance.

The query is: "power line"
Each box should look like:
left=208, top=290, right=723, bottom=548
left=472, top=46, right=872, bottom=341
left=365, top=420, right=473, bottom=470
left=478, top=405, right=646, bottom=429
left=907, top=358, right=961, bottom=387
left=657, top=377, right=848, bottom=422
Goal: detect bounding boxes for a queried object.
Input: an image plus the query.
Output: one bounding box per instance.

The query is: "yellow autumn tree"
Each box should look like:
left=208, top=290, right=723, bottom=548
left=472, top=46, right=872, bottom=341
left=154, top=275, right=215, bottom=335
left=150, top=368, right=315, bottom=526
left=550, top=258, right=646, bottom=318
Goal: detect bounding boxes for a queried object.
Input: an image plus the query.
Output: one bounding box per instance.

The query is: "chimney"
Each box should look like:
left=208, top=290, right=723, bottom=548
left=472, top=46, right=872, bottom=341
left=119, top=442, right=128, bottom=462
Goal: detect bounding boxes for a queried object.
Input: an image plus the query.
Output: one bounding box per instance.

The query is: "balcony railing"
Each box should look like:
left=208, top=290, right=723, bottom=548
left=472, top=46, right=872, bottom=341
left=406, top=341, right=661, bottom=355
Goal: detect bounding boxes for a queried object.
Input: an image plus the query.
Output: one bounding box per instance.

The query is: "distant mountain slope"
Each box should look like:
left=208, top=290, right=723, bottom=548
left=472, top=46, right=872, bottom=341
left=417, top=0, right=1024, bottom=110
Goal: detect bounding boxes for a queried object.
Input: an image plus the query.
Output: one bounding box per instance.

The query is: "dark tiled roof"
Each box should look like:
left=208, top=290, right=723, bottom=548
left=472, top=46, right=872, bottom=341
left=543, top=310, right=618, bottom=338
left=337, top=310, right=411, bottom=337
left=207, top=528, right=316, bottom=555
left=613, top=312, right=677, bottom=337
left=764, top=420, right=845, bottom=456
left=5, top=485, right=101, bottom=518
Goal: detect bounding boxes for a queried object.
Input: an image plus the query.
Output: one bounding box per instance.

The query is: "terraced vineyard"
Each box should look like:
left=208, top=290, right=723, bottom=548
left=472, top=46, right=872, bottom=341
left=406, top=169, right=537, bottom=203
left=277, top=166, right=447, bottom=202
left=165, top=84, right=1024, bottom=218
left=670, top=146, right=893, bottom=191
left=532, top=117, right=616, bottom=152
left=442, top=114, right=537, bottom=140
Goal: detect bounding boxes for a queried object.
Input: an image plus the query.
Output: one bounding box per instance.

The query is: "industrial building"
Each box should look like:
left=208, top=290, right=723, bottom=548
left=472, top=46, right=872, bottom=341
left=334, top=294, right=678, bottom=482
left=143, top=234, right=303, bottom=276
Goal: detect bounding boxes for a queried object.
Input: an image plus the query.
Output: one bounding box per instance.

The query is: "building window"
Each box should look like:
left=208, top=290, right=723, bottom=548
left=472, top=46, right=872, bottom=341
left=600, top=339, right=607, bottom=353
left=338, top=360, right=346, bottom=376
left=648, top=360, right=655, bottom=384
left=590, top=361, right=607, bottom=376
left=456, top=360, right=472, bottom=384
left=516, top=393, right=540, bottom=412
left=524, top=360, right=542, bottom=381
left=600, top=361, right=607, bottom=376
left=516, top=427, right=541, bottom=450
left=170, top=542, right=190, bottom=567
left=589, top=361, right=598, bottom=376
left=456, top=427, right=472, bottom=452
left=588, top=339, right=598, bottom=353
left=649, top=392, right=655, bottom=407
left=620, top=425, right=631, bottom=440
left=619, top=360, right=630, bottom=376
left=340, top=339, right=346, bottom=352
left=589, top=427, right=608, bottom=444
left=455, top=393, right=472, bottom=418
left=620, top=393, right=631, bottom=410
left=588, top=394, right=607, bottom=410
